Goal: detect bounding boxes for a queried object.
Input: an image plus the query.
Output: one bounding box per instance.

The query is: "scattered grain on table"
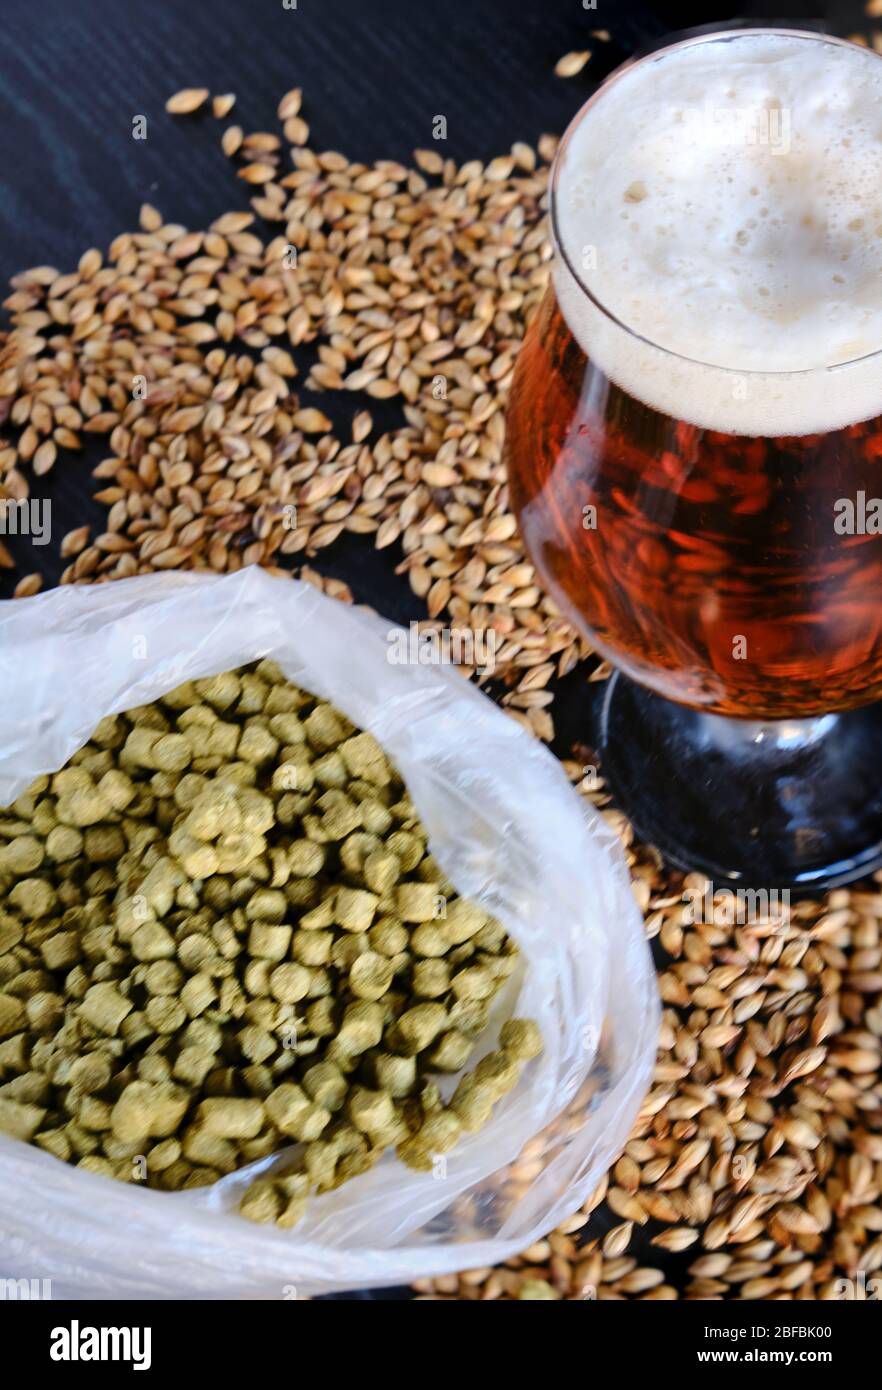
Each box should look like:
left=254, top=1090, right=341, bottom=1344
left=1, top=76, right=881, bottom=1302
left=554, top=50, right=591, bottom=78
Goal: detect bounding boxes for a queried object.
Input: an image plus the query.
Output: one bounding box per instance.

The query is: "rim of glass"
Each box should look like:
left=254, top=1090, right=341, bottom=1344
left=550, top=26, right=882, bottom=380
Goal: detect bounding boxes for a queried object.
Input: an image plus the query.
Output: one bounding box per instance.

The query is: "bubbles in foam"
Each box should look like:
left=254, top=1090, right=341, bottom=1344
left=555, top=32, right=882, bottom=435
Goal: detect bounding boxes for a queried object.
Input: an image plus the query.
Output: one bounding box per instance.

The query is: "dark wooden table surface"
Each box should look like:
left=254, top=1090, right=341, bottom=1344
left=0, top=0, right=871, bottom=1300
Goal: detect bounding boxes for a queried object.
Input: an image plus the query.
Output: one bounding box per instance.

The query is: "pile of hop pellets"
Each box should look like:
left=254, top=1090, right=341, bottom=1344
left=0, top=661, right=541, bottom=1229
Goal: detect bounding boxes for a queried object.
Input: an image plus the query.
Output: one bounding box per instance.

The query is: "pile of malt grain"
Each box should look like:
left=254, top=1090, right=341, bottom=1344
left=0, top=90, right=583, bottom=743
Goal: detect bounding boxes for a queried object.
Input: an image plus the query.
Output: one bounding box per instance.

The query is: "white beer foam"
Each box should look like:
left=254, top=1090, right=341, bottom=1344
left=555, top=32, right=882, bottom=435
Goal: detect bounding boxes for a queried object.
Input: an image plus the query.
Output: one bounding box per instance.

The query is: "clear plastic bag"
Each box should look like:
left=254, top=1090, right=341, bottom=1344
left=0, top=568, right=659, bottom=1298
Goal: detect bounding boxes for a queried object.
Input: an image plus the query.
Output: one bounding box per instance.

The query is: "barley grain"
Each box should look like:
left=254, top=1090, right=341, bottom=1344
left=165, top=88, right=210, bottom=114
left=554, top=51, right=592, bottom=78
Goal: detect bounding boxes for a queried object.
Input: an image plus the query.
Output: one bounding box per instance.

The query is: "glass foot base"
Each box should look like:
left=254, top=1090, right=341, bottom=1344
left=594, top=672, right=882, bottom=891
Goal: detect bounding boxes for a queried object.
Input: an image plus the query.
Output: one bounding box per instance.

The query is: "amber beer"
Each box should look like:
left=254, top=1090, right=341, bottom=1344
left=506, top=285, right=882, bottom=719
left=505, top=30, right=882, bottom=720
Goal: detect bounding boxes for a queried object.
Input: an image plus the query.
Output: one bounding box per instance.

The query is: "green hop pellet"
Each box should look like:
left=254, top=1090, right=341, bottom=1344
left=144, top=996, right=186, bottom=1035
left=363, top=850, right=400, bottom=896
left=245, top=889, right=288, bottom=922
left=298, top=896, right=336, bottom=931
left=268, top=713, right=304, bottom=745
left=334, top=886, right=379, bottom=933
left=442, top=900, right=487, bottom=945
left=180, top=973, right=217, bottom=1017
left=397, top=881, right=440, bottom=923
left=373, top=1052, right=417, bottom=1098
left=79, top=983, right=133, bottom=1035
left=248, top=924, right=293, bottom=961
left=449, top=1076, right=497, bottom=1132
left=303, top=1139, right=340, bottom=1188
left=449, top=997, right=491, bottom=1037
left=277, top=1193, right=308, bottom=1230
left=473, top=1050, right=522, bottom=1098
left=348, top=1086, right=396, bottom=1135
left=368, top=917, right=408, bottom=958
left=9, top=878, right=56, bottom=919
left=239, top=1178, right=282, bottom=1224
left=338, top=832, right=381, bottom=875
left=500, top=1018, right=543, bottom=1062
left=313, top=751, right=347, bottom=788
left=410, top=924, right=449, bottom=958
left=196, top=1098, right=266, bottom=1140
left=412, top=959, right=450, bottom=999
left=1, top=835, right=44, bottom=874
left=287, top=839, right=324, bottom=878
left=111, top=1081, right=189, bottom=1143
left=337, top=1000, right=384, bottom=1054
left=359, top=799, right=392, bottom=836
left=333, top=928, right=372, bottom=973
left=0, top=1099, right=47, bottom=1141
left=182, top=1128, right=238, bottom=1174
left=146, top=1138, right=181, bottom=1172
left=304, top=704, right=348, bottom=752
left=339, top=732, right=391, bottom=785
left=173, top=1047, right=215, bottom=1089
left=396, top=1002, right=448, bottom=1054
left=385, top=830, right=424, bottom=872
left=269, top=962, right=312, bottom=1004
left=131, top=922, right=176, bottom=961
left=450, top=966, right=496, bottom=1001
left=349, top=951, right=395, bottom=1001
left=416, top=1109, right=462, bottom=1155
left=315, top=791, right=362, bottom=840
left=427, top=1030, right=474, bottom=1073
left=291, top=930, right=332, bottom=967
left=45, top=825, right=83, bottom=863
left=39, top=931, right=81, bottom=972
left=153, top=733, right=192, bottom=773
left=68, top=1056, right=113, bottom=1099
left=302, top=1060, right=348, bottom=1112
left=265, top=1083, right=330, bottom=1141
left=305, top=997, right=338, bottom=1037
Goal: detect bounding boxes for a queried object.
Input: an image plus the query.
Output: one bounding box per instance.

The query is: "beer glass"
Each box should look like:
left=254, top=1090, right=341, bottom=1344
left=505, top=28, right=882, bottom=888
